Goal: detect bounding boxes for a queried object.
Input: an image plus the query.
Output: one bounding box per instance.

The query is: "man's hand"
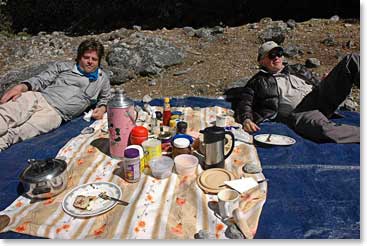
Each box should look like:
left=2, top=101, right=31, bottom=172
left=0, top=84, right=28, bottom=104
left=242, top=119, right=260, bottom=133
left=92, top=106, right=106, bottom=120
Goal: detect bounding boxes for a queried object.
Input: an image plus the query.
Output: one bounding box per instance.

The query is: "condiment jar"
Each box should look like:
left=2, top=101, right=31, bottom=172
left=125, top=145, right=145, bottom=173
left=158, top=131, right=172, bottom=144
left=158, top=131, right=172, bottom=156
left=172, top=138, right=191, bottom=158
left=169, top=119, right=179, bottom=136
left=123, top=148, right=141, bottom=183
left=130, top=126, right=149, bottom=145
left=171, top=111, right=183, bottom=120
left=176, top=121, right=188, bottom=134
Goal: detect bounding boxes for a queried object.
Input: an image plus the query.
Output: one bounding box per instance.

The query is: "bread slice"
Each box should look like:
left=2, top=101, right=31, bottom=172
left=73, top=195, right=90, bottom=209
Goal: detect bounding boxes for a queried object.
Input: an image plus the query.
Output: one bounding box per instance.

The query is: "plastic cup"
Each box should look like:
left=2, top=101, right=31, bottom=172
left=174, top=154, right=199, bottom=176
left=142, top=139, right=162, bottom=165
left=149, top=156, right=174, bottom=179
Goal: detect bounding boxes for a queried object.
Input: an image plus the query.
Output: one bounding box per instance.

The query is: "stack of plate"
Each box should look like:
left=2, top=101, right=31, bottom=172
left=196, top=168, right=235, bottom=194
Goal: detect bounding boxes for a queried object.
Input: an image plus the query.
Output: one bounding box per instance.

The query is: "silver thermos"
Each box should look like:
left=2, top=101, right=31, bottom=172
left=199, top=126, right=235, bottom=169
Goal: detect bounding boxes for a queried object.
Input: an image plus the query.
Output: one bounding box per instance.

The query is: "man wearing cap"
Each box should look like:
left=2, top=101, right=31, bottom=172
left=226, top=41, right=359, bottom=143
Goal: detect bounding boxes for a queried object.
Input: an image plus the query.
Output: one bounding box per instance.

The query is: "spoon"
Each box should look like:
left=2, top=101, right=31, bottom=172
left=98, top=192, right=129, bottom=206
left=266, top=134, right=272, bottom=142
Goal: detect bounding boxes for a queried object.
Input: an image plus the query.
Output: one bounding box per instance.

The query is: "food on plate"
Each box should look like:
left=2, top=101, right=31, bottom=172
left=73, top=195, right=96, bottom=210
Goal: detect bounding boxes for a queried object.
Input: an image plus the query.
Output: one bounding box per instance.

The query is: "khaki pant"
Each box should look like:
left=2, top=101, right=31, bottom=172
left=0, top=91, right=62, bottom=151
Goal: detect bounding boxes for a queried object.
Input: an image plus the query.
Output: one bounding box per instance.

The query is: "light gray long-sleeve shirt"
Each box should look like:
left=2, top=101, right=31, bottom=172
left=22, top=61, right=111, bottom=121
left=274, top=73, right=313, bottom=117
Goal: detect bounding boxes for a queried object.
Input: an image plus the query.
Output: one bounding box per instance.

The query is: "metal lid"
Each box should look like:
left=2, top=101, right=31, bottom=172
left=19, top=159, right=67, bottom=184
left=107, top=88, right=134, bottom=108
left=158, top=131, right=172, bottom=141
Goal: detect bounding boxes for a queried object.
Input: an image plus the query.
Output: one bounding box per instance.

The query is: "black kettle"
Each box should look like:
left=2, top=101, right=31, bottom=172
left=199, top=126, right=235, bottom=169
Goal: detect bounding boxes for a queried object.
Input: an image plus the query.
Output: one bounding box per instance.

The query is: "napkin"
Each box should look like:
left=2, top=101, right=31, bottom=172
left=83, top=109, right=93, bottom=122
left=224, top=177, right=258, bottom=193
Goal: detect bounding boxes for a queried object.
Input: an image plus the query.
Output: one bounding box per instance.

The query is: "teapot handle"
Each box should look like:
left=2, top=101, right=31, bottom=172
left=126, top=109, right=139, bottom=126
left=223, top=131, right=235, bottom=160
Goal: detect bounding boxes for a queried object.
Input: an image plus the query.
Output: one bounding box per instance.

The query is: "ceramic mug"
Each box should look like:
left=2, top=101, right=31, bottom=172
left=216, top=115, right=227, bottom=127
left=217, top=189, right=239, bottom=219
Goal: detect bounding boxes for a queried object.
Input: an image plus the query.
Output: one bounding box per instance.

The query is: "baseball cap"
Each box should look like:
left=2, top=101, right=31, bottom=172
left=257, top=41, right=283, bottom=61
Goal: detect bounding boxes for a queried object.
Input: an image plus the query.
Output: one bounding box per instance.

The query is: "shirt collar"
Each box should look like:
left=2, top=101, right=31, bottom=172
left=74, top=64, right=99, bottom=81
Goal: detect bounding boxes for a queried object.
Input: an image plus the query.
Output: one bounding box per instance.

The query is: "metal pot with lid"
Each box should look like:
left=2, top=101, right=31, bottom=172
left=19, top=158, right=68, bottom=199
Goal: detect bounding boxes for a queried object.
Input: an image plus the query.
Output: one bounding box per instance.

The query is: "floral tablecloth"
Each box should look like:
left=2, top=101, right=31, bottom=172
left=0, top=106, right=267, bottom=239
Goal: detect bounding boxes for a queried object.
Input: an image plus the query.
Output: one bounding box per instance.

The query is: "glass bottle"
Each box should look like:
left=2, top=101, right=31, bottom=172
left=163, top=97, right=171, bottom=126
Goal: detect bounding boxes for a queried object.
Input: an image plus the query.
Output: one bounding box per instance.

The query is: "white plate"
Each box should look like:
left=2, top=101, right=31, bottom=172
left=254, top=134, right=296, bottom=146
left=62, top=182, right=122, bottom=218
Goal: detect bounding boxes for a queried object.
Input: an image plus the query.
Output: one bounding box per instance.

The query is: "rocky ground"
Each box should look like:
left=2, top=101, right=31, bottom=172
left=0, top=16, right=360, bottom=110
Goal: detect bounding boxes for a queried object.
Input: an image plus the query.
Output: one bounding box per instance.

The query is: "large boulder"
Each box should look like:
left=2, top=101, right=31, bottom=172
left=259, top=21, right=288, bottom=44
left=106, top=34, right=185, bottom=84
left=0, top=61, right=71, bottom=97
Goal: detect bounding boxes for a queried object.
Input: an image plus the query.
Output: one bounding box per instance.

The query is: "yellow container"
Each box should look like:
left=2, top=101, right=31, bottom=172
left=170, top=115, right=180, bottom=120
left=142, top=139, right=162, bottom=168
left=169, top=119, right=178, bottom=128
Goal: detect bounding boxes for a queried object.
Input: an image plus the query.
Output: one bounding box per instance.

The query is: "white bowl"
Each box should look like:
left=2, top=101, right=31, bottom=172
left=149, top=156, right=174, bottom=179
left=174, top=154, right=199, bottom=176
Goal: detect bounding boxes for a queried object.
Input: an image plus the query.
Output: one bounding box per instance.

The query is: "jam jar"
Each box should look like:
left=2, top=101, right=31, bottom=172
left=172, top=138, right=191, bottom=158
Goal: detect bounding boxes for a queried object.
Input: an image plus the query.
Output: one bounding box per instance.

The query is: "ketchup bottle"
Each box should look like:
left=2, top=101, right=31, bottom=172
left=163, top=97, right=171, bottom=126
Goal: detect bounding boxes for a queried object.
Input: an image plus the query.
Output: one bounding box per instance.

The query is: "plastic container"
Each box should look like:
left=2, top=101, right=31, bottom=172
left=172, top=133, right=194, bottom=144
left=174, top=154, right=199, bottom=176
left=142, top=139, right=162, bottom=166
left=125, top=145, right=145, bottom=173
left=123, top=148, right=141, bottom=182
left=149, top=156, right=174, bottom=179
left=130, top=126, right=149, bottom=145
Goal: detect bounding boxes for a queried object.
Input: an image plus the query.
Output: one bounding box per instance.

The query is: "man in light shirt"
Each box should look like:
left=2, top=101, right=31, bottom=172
left=0, top=38, right=111, bottom=151
left=226, top=41, right=359, bottom=143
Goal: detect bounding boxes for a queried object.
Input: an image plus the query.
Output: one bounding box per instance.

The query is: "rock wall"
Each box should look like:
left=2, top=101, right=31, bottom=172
left=1, top=0, right=359, bottom=35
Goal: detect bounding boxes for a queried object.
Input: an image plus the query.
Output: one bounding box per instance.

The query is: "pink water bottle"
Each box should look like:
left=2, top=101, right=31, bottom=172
left=107, top=89, right=137, bottom=159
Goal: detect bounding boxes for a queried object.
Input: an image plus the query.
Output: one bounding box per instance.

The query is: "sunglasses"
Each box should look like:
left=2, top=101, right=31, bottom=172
left=268, top=50, right=284, bottom=59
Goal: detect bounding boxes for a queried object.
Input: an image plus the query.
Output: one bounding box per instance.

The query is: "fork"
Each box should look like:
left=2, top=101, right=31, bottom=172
left=98, top=192, right=129, bottom=206
left=266, top=134, right=272, bottom=142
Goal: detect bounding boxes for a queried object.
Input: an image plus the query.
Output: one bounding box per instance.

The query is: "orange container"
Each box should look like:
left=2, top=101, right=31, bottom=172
left=130, top=126, right=148, bottom=145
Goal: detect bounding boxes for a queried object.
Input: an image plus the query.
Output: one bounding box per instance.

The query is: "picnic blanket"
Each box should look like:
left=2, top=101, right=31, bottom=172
left=0, top=97, right=360, bottom=239
left=0, top=104, right=266, bottom=239
left=254, top=111, right=360, bottom=239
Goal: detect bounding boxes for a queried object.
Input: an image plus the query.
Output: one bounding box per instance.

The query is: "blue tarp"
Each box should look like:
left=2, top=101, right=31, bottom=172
left=0, top=97, right=360, bottom=239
